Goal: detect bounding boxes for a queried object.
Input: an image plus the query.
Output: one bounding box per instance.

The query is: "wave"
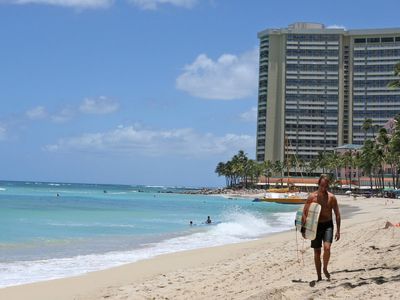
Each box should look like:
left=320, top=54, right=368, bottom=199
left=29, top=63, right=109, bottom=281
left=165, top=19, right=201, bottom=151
left=145, top=185, right=166, bottom=188
left=0, top=209, right=294, bottom=288
left=273, top=212, right=297, bottom=229
left=47, top=222, right=136, bottom=228
left=107, top=192, right=127, bottom=195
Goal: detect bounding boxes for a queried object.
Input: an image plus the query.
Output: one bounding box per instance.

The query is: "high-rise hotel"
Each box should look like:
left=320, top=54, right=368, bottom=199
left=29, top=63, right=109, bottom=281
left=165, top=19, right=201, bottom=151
left=256, top=22, right=400, bottom=163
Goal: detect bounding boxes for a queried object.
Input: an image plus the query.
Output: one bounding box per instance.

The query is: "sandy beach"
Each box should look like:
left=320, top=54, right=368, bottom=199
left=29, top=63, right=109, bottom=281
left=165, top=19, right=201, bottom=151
left=1, top=195, right=399, bottom=300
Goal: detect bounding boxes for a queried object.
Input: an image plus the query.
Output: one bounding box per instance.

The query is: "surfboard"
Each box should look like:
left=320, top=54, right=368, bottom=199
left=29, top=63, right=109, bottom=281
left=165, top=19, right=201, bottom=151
left=295, top=202, right=321, bottom=240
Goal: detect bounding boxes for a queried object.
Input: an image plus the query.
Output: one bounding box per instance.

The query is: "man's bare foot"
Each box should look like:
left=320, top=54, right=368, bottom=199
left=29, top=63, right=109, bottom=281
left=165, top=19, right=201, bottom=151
left=323, top=268, right=330, bottom=280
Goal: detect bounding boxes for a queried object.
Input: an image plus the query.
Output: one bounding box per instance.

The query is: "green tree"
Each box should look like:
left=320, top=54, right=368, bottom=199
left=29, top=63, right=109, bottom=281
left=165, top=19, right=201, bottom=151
left=360, top=139, right=376, bottom=190
left=316, top=151, right=329, bottom=174
left=388, top=62, right=400, bottom=89
left=273, top=160, right=284, bottom=187
left=376, top=128, right=390, bottom=189
left=215, top=162, right=228, bottom=187
left=342, top=151, right=351, bottom=189
left=325, top=151, right=341, bottom=182
left=262, top=160, right=273, bottom=189
left=387, top=115, right=400, bottom=188
left=362, top=118, right=373, bottom=140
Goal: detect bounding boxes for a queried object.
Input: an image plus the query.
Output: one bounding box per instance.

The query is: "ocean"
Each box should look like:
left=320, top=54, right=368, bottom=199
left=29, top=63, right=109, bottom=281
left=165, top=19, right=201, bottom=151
left=0, top=181, right=298, bottom=288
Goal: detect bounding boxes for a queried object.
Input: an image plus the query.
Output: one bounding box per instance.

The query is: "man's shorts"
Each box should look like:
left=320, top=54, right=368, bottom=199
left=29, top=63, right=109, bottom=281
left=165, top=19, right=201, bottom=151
left=311, top=220, right=334, bottom=248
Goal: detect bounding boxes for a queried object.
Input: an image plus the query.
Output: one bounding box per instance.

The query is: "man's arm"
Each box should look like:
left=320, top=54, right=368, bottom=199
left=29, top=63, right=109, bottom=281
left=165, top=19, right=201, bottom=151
left=332, top=195, right=341, bottom=241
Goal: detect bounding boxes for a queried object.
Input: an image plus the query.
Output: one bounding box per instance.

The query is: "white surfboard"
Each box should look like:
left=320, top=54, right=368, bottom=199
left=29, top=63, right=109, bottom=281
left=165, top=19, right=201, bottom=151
left=295, top=202, right=321, bottom=240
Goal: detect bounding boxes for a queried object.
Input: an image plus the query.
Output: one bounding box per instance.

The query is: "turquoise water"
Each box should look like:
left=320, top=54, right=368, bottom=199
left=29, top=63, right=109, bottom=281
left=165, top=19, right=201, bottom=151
left=0, top=181, right=298, bottom=287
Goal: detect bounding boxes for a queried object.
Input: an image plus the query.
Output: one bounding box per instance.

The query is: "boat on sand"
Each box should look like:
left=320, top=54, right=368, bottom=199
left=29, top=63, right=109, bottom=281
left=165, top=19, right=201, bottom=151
left=256, top=187, right=308, bottom=204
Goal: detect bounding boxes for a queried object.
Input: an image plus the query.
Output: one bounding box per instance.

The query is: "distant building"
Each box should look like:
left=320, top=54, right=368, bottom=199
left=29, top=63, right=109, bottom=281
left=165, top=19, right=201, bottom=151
left=256, top=22, right=400, bottom=163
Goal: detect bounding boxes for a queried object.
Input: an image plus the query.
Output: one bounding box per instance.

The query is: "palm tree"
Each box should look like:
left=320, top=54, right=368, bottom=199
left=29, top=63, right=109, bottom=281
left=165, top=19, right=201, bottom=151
left=353, top=151, right=362, bottom=188
left=273, top=160, right=284, bottom=187
left=253, top=161, right=265, bottom=188
left=372, top=124, right=380, bottom=139
left=341, top=150, right=354, bottom=190
left=262, top=160, right=273, bottom=189
left=386, top=116, right=400, bottom=188
left=362, top=118, right=373, bottom=140
left=325, top=151, right=341, bottom=182
left=376, top=128, right=390, bottom=189
left=316, top=151, right=329, bottom=174
left=225, top=161, right=234, bottom=187
left=297, top=158, right=305, bottom=175
left=388, top=62, right=400, bottom=89
left=360, top=140, right=376, bottom=190
left=215, top=162, right=228, bottom=187
left=234, top=150, right=248, bottom=187
left=307, top=159, right=319, bottom=177
left=243, top=159, right=257, bottom=188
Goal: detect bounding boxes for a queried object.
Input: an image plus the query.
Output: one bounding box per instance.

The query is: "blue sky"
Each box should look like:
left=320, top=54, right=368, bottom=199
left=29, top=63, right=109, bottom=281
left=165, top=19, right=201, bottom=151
left=0, top=0, right=399, bottom=187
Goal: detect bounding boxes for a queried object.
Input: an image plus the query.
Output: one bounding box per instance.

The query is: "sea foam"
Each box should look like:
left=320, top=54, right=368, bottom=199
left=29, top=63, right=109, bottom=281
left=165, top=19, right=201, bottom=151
left=0, top=209, right=292, bottom=288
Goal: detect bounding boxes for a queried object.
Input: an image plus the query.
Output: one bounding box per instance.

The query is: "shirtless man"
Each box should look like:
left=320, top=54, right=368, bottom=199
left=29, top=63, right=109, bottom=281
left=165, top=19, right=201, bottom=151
left=302, top=174, right=341, bottom=281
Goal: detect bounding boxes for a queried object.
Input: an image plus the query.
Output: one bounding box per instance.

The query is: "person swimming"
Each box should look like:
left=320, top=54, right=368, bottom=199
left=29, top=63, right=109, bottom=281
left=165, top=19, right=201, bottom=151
left=206, top=216, right=212, bottom=224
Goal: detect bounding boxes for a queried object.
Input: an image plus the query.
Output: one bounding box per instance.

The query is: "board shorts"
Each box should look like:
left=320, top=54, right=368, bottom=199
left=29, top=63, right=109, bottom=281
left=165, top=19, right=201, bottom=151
left=311, top=220, right=334, bottom=248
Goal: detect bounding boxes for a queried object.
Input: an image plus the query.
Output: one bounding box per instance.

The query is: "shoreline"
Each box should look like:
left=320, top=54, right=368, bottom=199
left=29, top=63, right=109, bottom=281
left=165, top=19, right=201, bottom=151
left=1, top=195, right=399, bottom=299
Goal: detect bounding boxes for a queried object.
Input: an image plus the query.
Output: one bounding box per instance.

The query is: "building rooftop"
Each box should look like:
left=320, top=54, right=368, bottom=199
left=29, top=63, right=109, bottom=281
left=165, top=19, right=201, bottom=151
left=258, top=23, right=400, bottom=38
left=335, top=144, right=363, bottom=150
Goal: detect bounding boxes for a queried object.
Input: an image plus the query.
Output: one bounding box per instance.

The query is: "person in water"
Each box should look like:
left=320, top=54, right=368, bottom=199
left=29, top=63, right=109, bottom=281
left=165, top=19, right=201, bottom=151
left=206, top=216, right=212, bottom=224
left=302, top=174, right=341, bottom=281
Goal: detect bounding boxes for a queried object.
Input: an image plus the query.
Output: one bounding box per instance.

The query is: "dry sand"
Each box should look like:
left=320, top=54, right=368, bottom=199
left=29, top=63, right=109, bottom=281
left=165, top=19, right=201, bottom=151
left=1, top=196, right=399, bottom=300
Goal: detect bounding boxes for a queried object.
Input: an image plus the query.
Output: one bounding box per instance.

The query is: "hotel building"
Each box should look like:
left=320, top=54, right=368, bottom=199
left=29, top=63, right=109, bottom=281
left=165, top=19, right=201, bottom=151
left=256, top=22, right=400, bottom=163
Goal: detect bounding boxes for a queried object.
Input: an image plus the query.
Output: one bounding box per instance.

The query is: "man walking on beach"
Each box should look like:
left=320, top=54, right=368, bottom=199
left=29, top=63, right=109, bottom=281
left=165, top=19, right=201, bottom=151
left=302, top=174, right=341, bottom=281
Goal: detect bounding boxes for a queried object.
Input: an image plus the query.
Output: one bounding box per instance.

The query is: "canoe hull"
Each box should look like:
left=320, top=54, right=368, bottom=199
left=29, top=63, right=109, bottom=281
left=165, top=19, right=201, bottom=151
left=258, top=197, right=307, bottom=204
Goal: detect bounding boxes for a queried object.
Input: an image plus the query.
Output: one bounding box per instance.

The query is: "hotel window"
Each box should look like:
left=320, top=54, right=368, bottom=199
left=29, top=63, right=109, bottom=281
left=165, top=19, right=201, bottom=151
left=382, top=37, right=394, bottom=43
left=367, top=37, right=380, bottom=43
left=354, top=38, right=366, bottom=44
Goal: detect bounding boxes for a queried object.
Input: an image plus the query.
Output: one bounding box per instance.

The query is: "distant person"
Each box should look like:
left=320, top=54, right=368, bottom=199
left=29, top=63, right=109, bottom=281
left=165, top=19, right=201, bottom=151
left=206, top=216, right=212, bottom=224
left=190, top=221, right=193, bottom=226
left=384, top=221, right=400, bottom=228
left=56, top=193, right=60, bottom=197
left=302, top=174, right=341, bottom=282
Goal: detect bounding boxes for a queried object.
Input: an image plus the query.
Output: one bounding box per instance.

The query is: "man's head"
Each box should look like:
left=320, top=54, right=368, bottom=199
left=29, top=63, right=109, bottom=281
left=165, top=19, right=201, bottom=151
left=318, top=174, right=330, bottom=193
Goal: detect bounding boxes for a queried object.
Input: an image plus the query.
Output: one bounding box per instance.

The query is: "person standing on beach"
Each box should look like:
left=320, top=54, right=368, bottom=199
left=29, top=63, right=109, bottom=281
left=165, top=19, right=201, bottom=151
left=302, top=174, right=341, bottom=281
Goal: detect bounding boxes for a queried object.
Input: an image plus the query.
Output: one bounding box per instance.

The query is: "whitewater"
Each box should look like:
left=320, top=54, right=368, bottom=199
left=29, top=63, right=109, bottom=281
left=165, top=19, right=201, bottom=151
left=0, top=181, right=298, bottom=288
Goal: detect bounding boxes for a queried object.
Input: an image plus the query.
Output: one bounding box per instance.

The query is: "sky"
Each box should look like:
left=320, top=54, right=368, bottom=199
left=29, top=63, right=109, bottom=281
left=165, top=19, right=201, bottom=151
left=0, top=0, right=399, bottom=187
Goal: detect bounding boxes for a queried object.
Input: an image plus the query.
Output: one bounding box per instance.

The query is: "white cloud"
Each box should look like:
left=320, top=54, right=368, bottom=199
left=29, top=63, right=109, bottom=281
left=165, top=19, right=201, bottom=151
left=0, top=125, right=6, bottom=141
left=24, top=96, right=119, bottom=123
left=44, top=125, right=255, bottom=158
left=176, top=49, right=259, bottom=100
left=239, top=107, right=257, bottom=122
left=79, top=96, right=119, bottom=115
left=326, top=24, right=346, bottom=30
left=4, top=0, right=113, bottom=8
left=51, top=108, right=75, bottom=123
left=130, top=0, right=197, bottom=10
left=2, top=0, right=199, bottom=9
left=26, top=106, right=47, bottom=120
